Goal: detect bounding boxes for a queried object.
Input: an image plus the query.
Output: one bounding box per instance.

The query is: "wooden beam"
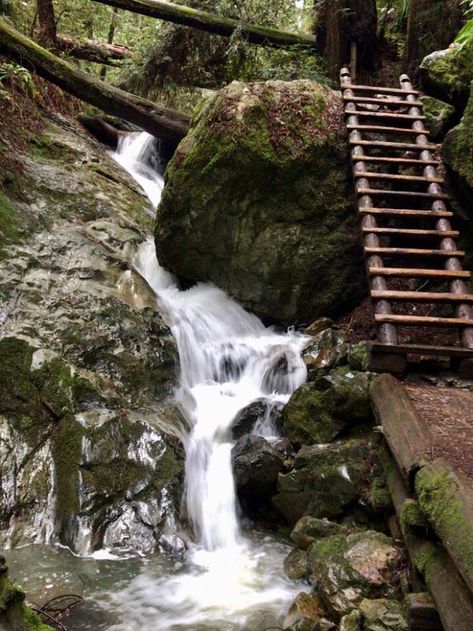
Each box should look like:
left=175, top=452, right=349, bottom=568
left=368, top=268, right=470, bottom=279
left=375, top=314, right=473, bottom=327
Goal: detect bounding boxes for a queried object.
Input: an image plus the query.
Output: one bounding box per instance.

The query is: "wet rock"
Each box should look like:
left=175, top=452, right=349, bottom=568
left=0, top=117, right=182, bottom=554
left=307, top=531, right=401, bottom=618
left=290, top=516, right=348, bottom=550
left=347, top=342, right=370, bottom=372
left=242, top=610, right=281, bottom=631
left=156, top=79, right=364, bottom=323
left=232, top=435, right=287, bottom=502
left=231, top=398, right=285, bottom=439
left=281, top=368, right=372, bottom=448
left=339, top=610, right=362, bottom=631
left=0, top=564, right=52, bottom=630
left=358, top=598, right=407, bottom=630
left=304, top=318, right=334, bottom=337
left=283, top=592, right=330, bottom=630
left=273, top=438, right=374, bottom=526
left=303, top=328, right=349, bottom=378
left=283, top=548, right=309, bottom=580
left=421, top=96, right=456, bottom=139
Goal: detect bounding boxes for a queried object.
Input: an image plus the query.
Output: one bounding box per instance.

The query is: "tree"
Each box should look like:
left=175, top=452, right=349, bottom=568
left=36, top=0, right=57, bottom=48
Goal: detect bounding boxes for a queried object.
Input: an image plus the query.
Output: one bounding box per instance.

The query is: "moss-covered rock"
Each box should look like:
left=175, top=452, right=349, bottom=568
left=273, top=437, right=375, bottom=525
left=283, top=548, right=310, bottom=580
left=0, top=562, right=53, bottom=630
left=156, top=79, right=364, bottom=323
left=421, top=96, right=456, bottom=139
left=281, top=368, right=372, bottom=447
left=283, top=592, right=330, bottom=630
left=290, top=515, right=348, bottom=550
left=307, top=531, right=401, bottom=618
left=420, top=43, right=473, bottom=107
left=358, top=598, right=407, bottom=630
left=442, top=82, right=473, bottom=208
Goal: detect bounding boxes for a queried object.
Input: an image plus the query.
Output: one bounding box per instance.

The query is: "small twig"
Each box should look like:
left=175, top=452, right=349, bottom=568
left=31, top=606, right=68, bottom=631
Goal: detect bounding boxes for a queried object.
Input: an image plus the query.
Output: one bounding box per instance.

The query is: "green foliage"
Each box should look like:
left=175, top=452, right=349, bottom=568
left=0, top=62, right=34, bottom=100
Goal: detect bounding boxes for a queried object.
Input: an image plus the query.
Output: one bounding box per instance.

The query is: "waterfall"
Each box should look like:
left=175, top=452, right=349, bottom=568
left=108, top=132, right=309, bottom=629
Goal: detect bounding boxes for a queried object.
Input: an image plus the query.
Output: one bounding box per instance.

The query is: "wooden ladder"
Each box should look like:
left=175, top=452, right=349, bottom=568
left=340, top=68, right=473, bottom=373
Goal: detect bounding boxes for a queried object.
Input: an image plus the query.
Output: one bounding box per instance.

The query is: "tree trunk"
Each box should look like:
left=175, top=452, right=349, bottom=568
left=0, top=18, right=190, bottom=143
left=36, top=0, right=57, bottom=47
left=91, top=0, right=316, bottom=49
left=404, top=0, right=464, bottom=76
left=101, top=7, right=119, bottom=79
left=314, top=0, right=378, bottom=78
left=56, top=34, right=129, bottom=65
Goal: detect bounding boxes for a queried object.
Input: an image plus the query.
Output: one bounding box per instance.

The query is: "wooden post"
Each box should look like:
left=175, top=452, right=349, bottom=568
left=340, top=67, right=398, bottom=347
left=400, top=74, right=473, bottom=351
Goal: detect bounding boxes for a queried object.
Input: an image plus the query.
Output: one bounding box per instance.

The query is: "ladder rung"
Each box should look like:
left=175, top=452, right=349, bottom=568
left=345, top=110, right=426, bottom=121
left=344, top=84, right=419, bottom=95
left=347, top=124, right=428, bottom=135
left=371, top=342, right=473, bottom=358
left=368, top=268, right=471, bottom=279
left=350, top=140, right=437, bottom=151
left=362, top=228, right=459, bottom=238
left=343, top=96, right=423, bottom=106
left=359, top=208, right=453, bottom=218
left=354, top=172, right=443, bottom=184
left=357, top=188, right=450, bottom=200
left=365, top=247, right=464, bottom=257
left=375, top=314, right=473, bottom=327
left=371, top=291, right=473, bottom=303
left=358, top=156, right=440, bottom=166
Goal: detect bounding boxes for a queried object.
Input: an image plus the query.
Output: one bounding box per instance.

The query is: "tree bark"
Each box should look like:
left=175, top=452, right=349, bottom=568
left=36, top=0, right=57, bottom=47
left=56, top=34, right=129, bottom=65
left=0, top=18, right=190, bottom=143
left=91, top=0, right=316, bottom=49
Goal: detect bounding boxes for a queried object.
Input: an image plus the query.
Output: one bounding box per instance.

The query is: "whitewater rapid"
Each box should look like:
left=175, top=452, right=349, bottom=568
left=107, top=132, right=309, bottom=630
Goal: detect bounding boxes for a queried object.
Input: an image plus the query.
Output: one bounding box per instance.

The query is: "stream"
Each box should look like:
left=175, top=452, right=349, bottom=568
left=8, top=132, right=310, bottom=630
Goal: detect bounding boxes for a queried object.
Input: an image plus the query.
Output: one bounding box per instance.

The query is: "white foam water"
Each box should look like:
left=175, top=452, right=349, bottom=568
left=107, top=132, right=309, bottom=629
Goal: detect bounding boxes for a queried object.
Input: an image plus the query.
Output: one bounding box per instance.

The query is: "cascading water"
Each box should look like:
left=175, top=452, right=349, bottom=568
left=83, top=131, right=310, bottom=629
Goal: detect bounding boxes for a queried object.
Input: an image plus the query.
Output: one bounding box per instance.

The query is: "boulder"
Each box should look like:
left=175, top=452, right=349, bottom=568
left=307, top=531, right=401, bottom=618
left=302, top=328, right=349, bottom=379
left=283, top=548, right=310, bottom=580
left=283, top=592, right=331, bottom=631
left=421, top=96, right=456, bottom=139
left=357, top=598, right=407, bottom=630
left=0, top=116, right=183, bottom=555
left=420, top=43, right=473, bottom=107
left=281, top=368, right=372, bottom=447
left=442, top=82, right=473, bottom=208
left=231, top=398, right=285, bottom=439
left=156, top=79, right=364, bottom=323
left=290, top=516, right=348, bottom=550
left=273, top=438, right=374, bottom=525
left=232, top=435, right=289, bottom=502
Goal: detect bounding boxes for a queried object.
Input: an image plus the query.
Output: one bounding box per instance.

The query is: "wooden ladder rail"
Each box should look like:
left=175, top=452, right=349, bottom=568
left=340, top=67, right=398, bottom=346
left=399, top=73, right=473, bottom=351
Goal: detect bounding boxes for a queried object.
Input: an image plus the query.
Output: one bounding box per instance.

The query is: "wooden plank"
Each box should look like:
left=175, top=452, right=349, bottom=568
left=345, top=110, right=426, bottom=121
left=345, top=84, right=419, bottom=95
left=355, top=172, right=443, bottom=184
left=343, top=95, right=423, bottom=106
left=416, top=459, right=473, bottom=595
left=368, top=268, right=471, bottom=279
left=375, top=314, right=473, bottom=327
left=351, top=140, right=437, bottom=150
left=370, top=374, right=432, bottom=480
left=372, top=290, right=473, bottom=302
left=357, top=188, right=450, bottom=199
left=365, top=247, right=464, bottom=257
left=362, top=228, right=459, bottom=237
left=348, top=124, right=429, bottom=135
left=359, top=156, right=440, bottom=166
left=371, top=342, right=473, bottom=357
left=359, top=208, right=452, bottom=217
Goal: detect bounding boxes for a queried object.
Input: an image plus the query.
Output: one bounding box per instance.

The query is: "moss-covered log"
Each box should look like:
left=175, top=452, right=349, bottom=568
left=416, top=458, right=473, bottom=595
left=92, top=0, right=316, bottom=49
left=56, top=34, right=130, bottom=65
left=370, top=374, right=432, bottom=484
left=0, top=18, right=190, bottom=142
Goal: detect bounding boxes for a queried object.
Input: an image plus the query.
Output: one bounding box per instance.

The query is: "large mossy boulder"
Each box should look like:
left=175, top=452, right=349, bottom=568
left=155, top=80, right=363, bottom=323
left=420, top=43, right=473, bottom=107
left=281, top=368, right=372, bottom=447
left=273, top=437, right=374, bottom=525
left=307, top=531, right=401, bottom=618
left=442, top=82, right=473, bottom=207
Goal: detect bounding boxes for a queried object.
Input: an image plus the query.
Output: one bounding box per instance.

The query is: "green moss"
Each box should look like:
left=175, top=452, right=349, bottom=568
left=0, top=574, right=53, bottom=630
left=400, top=498, right=429, bottom=532
left=442, top=82, right=473, bottom=189
left=421, top=43, right=473, bottom=105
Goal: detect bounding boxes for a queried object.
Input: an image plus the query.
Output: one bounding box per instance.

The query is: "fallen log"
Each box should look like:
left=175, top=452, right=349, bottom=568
left=0, top=18, right=190, bottom=142
left=56, top=35, right=130, bottom=65
left=92, top=0, right=316, bottom=49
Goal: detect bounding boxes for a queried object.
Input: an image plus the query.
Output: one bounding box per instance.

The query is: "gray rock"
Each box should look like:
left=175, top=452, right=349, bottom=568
left=283, top=548, right=309, bottom=580
left=290, top=516, right=348, bottom=550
